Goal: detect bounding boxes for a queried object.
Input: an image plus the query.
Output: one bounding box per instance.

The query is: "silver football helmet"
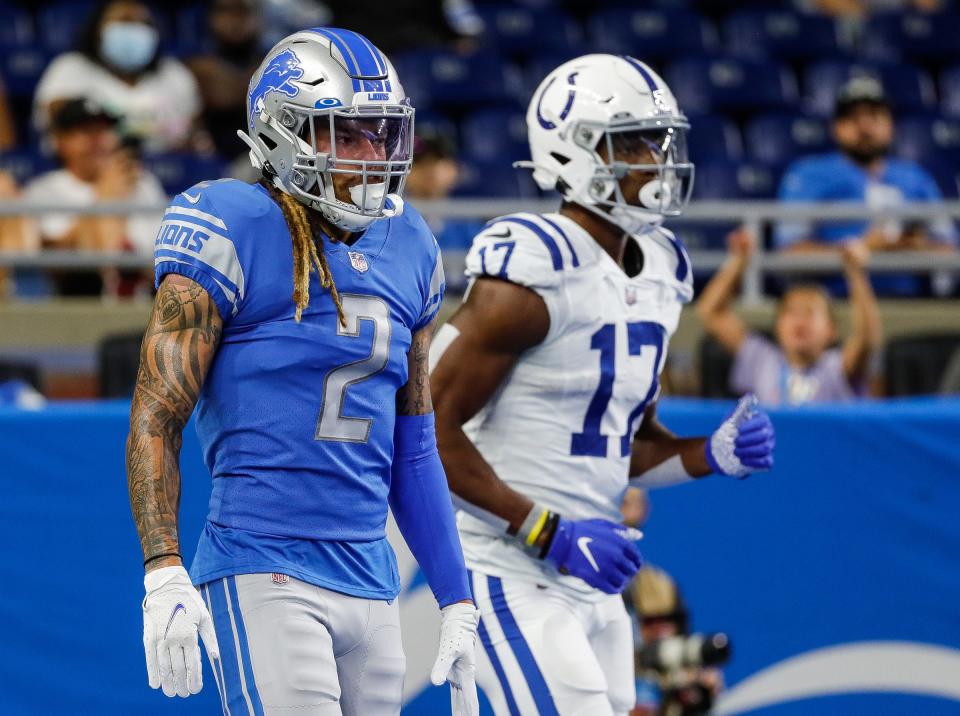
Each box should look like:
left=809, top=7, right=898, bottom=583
left=239, top=28, right=414, bottom=232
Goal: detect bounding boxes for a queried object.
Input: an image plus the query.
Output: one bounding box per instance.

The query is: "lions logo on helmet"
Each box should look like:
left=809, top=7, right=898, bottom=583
left=517, top=54, right=695, bottom=237
left=248, top=48, right=305, bottom=128
left=239, top=28, right=414, bottom=233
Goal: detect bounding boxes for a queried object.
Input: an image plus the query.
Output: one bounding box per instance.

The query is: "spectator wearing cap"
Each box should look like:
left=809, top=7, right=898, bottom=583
left=22, top=99, right=165, bottom=289
left=33, top=0, right=203, bottom=153
left=774, top=77, right=957, bottom=297
left=187, top=0, right=264, bottom=162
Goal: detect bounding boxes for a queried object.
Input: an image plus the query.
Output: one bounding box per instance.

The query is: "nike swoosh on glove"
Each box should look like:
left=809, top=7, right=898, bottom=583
left=142, top=566, right=220, bottom=698
left=431, top=602, right=481, bottom=716
left=706, top=393, right=776, bottom=477
left=545, top=518, right=644, bottom=594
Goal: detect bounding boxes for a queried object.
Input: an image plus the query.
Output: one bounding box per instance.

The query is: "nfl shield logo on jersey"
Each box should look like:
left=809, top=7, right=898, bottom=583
left=271, top=573, right=288, bottom=585
left=625, top=286, right=638, bottom=305
left=348, top=251, right=368, bottom=273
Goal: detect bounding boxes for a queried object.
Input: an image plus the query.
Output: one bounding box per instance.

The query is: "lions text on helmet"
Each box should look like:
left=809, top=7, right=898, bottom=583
left=239, top=29, right=414, bottom=232
left=517, top=54, right=695, bottom=234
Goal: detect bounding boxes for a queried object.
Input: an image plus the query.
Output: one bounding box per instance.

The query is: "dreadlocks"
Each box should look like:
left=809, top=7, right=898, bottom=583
left=262, top=181, right=345, bottom=327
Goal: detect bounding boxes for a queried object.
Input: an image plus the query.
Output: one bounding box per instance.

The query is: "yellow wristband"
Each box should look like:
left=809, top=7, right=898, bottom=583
left=524, top=509, right=550, bottom=546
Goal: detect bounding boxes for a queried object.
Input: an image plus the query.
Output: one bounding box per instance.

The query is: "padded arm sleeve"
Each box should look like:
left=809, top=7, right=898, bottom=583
left=389, top=413, right=472, bottom=607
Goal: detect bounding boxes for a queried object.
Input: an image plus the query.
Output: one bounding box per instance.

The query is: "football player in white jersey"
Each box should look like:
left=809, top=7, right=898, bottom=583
left=429, top=55, right=776, bottom=715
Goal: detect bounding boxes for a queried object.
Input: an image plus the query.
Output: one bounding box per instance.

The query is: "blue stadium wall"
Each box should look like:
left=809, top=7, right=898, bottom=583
left=1, top=398, right=959, bottom=715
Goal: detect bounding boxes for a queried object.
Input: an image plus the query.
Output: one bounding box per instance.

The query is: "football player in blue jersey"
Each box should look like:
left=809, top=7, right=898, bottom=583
left=126, top=28, right=479, bottom=715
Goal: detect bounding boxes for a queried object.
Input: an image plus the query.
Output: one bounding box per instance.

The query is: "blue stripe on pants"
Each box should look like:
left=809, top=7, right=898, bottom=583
left=226, top=577, right=265, bottom=716
left=206, top=579, right=248, bottom=715
left=200, top=585, right=229, bottom=716
left=477, top=617, right=522, bottom=716
left=487, top=576, right=559, bottom=716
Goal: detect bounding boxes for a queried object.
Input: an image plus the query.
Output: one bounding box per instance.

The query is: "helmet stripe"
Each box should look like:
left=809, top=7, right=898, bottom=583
left=312, top=27, right=387, bottom=79
left=622, top=56, right=659, bottom=93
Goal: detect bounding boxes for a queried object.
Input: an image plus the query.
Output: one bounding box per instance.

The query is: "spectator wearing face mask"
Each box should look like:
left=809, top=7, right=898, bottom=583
left=774, top=77, right=957, bottom=297
left=33, top=0, right=203, bottom=153
left=697, top=229, right=883, bottom=405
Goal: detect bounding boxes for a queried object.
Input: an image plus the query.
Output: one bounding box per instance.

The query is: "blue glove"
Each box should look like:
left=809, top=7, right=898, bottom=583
left=544, top=518, right=643, bottom=594
left=706, top=394, right=775, bottom=477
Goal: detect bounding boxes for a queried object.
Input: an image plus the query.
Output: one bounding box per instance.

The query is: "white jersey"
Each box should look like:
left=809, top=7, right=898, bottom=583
left=455, top=212, right=693, bottom=601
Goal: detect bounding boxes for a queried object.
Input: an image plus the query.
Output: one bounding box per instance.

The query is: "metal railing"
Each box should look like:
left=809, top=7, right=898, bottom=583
left=1, top=199, right=959, bottom=303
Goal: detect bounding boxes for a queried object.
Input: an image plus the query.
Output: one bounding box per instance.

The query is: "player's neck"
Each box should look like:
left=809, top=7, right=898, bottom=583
left=308, top=208, right=360, bottom=246
left=559, top=202, right=628, bottom=267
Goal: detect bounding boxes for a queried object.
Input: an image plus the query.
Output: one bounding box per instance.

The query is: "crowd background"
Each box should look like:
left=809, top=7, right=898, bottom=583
left=0, top=0, right=959, bottom=404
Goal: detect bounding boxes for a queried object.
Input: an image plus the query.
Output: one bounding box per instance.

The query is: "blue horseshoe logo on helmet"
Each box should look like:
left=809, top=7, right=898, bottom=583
left=536, top=72, right=578, bottom=130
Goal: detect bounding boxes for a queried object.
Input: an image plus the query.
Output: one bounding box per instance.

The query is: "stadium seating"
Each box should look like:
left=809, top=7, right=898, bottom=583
left=452, top=159, right=539, bottom=198
left=460, top=107, right=529, bottom=163
left=940, top=65, right=960, bottom=118
left=863, top=11, right=960, bottom=65
left=885, top=333, right=960, bottom=396
left=1, top=48, right=51, bottom=99
left=391, top=48, right=524, bottom=110
left=141, top=152, right=228, bottom=196
left=743, top=114, right=831, bottom=166
left=723, top=9, right=844, bottom=63
left=691, top=159, right=781, bottom=200
left=476, top=5, right=583, bottom=58
left=0, top=4, right=34, bottom=52
left=686, top=114, right=743, bottom=163
left=803, top=61, right=937, bottom=117
left=37, top=0, right=99, bottom=54
left=665, top=57, right=798, bottom=116
left=589, top=9, right=717, bottom=62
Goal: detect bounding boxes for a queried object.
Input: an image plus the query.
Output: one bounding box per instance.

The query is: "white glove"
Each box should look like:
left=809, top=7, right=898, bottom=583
left=142, top=566, right=220, bottom=698
left=430, top=602, right=481, bottom=716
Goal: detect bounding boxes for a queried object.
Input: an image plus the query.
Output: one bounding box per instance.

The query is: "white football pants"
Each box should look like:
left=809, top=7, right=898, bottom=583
left=470, top=570, right=635, bottom=716
left=199, top=574, right=405, bottom=715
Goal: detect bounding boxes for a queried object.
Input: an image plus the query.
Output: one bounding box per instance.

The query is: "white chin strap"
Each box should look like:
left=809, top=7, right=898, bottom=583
left=320, top=183, right=405, bottom=231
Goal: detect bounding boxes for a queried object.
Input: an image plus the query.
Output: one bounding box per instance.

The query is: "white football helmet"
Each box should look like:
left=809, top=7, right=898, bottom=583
left=239, top=28, right=414, bottom=232
left=518, top=54, right=694, bottom=235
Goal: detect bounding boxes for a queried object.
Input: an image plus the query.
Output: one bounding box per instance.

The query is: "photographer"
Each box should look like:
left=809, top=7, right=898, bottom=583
left=627, top=566, right=728, bottom=716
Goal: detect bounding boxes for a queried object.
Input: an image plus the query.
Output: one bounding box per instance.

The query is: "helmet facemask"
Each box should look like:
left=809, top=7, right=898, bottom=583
left=275, top=102, right=414, bottom=231
left=576, top=117, right=695, bottom=235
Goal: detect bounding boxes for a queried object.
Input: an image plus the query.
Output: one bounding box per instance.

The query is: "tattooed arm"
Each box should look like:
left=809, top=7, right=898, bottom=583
left=127, top=274, right=223, bottom=571
left=396, top=319, right=435, bottom=416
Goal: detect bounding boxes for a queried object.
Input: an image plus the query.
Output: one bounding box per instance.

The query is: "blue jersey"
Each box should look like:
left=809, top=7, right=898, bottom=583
left=774, top=152, right=957, bottom=296
left=153, top=180, right=444, bottom=598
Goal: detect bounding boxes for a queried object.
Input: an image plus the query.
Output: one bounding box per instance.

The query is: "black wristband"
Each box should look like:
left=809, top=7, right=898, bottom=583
left=536, top=512, right=561, bottom=560
left=143, top=552, right=181, bottom=568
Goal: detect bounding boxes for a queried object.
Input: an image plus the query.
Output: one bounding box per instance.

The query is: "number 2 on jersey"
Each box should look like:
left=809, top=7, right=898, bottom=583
left=315, top=294, right=392, bottom=442
left=570, top=321, right=665, bottom=458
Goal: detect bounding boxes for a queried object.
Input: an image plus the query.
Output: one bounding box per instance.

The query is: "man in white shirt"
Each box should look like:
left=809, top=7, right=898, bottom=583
left=24, top=99, right=165, bottom=257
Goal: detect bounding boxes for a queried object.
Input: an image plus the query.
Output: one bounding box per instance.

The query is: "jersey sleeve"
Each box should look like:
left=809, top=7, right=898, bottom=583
left=415, top=245, right=445, bottom=331
left=465, top=215, right=566, bottom=291
left=154, top=182, right=247, bottom=322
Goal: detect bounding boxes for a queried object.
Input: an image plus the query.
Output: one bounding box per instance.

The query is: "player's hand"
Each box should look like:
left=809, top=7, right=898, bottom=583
left=430, top=601, right=481, bottom=716
left=544, top=518, right=644, bottom=594
left=142, top=566, right=220, bottom=698
left=705, top=394, right=775, bottom=478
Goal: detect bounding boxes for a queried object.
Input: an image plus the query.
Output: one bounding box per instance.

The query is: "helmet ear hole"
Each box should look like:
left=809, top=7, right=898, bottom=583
left=589, top=176, right=616, bottom=202
left=550, top=152, right=571, bottom=165
left=258, top=133, right=277, bottom=151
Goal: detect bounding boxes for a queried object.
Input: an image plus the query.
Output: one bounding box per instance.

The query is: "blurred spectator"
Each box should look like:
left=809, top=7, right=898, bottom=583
left=775, top=77, right=957, bottom=297
left=697, top=230, right=882, bottom=405
left=804, top=0, right=945, bottom=17
left=22, top=99, right=164, bottom=294
left=33, top=0, right=203, bottom=153
left=0, top=76, right=16, bottom=152
left=405, top=127, right=480, bottom=291
left=187, top=0, right=264, bottom=161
